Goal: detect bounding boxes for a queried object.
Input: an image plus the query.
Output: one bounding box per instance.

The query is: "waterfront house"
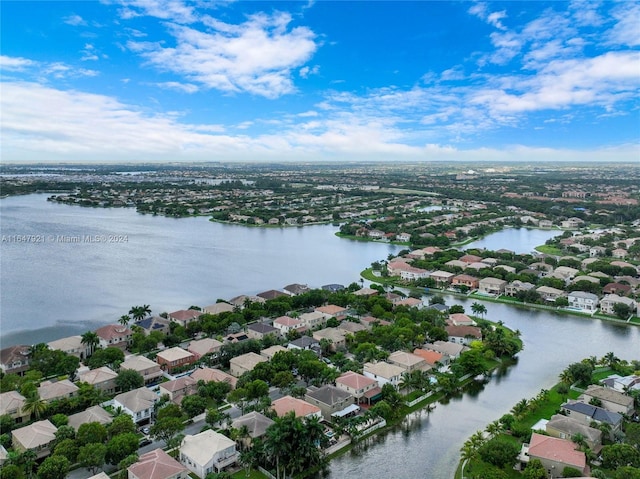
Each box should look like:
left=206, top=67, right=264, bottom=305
left=561, top=401, right=623, bottom=436
left=505, top=280, right=535, bottom=297
left=363, top=362, right=405, bottom=389
left=135, top=316, right=171, bottom=336
left=567, top=291, right=599, bottom=312
left=429, top=270, right=454, bottom=286
left=0, top=345, right=31, bottom=376
left=600, top=374, right=640, bottom=393
left=129, top=448, right=189, bottom=479
left=229, top=352, right=267, bottom=378
left=388, top=351, right=430, bottom=373
left=413, top=349, right=449, bottom=368
left=423, top=341, right=467, bottom=359
left=113, top=387, right=158, bottom=424
left=38, top=379, right=78, bottom=403
left=599, top=294, right=637, bottom=315
left=581, top=385, right=635, bottom=415
left=256, top=289, right=287, bottom=301
left=0, top=391, right=28, bottom=424
left=519, top=433, right=587, bottom=479
left=188, top=338, right=223, bottom=360
left=246, top=322, right=279, bottom=341
left=271, top=395, right=322, bottom=420
left=120, top=355, right=163, bottom=385
left=180, top=429, right=238, bottom=477
left=335, top=371, right=380, bottom=404
left=156, top=347, right=196, bottom=373
left=273, top=316, right=304, bottom=336
left=96, top=324, right=133, bottom=350
left=283, top=283, right=310, bottom=296
left=305, top=385, right=355, bottom=421
left=168, top=309, right=202, bottom=328
left=231, top=411, right=274, bottom=449
left=159, top=376, right=197, bottom=404
left=202, top=303, right=234, bottom=316
left=322, top=284, right=345, bottom=293
left=478, top=277, right=507, bottom=295
left=445, top=325, right=482, bottom=346
left=536, top=286, right=565, bottom=302
left=11, top=419, right=57, bottom=458
left=68, top=405, right=112, bottom=431
left=47, top=335, right=90, bottom=360
left=451, top=274, right=479, bottom=290
left=545, top=414, right=602, bottom=451
left=447, top=313, right=475, bottom=326
left=190, top=367, right=237, bottom=389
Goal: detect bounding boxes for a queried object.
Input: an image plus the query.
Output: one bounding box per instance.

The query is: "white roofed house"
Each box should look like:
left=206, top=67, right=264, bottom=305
left=179, top=429, right=238, bottom=478
left=113, top=387, right=158, bottom=424
left=363, top=362, right=405, bottom=389
left=478, top=277, right=507, bottom=295
left=0, top=391, right=28, bottom=424
left=47, top=335, right=90, bottom=360
left=187, top=338, right=223, bottom=361
left=37, top=379, right=79, bottom=403
left=599, top=294, right=637, bottom=316
left=12, top=419, right=57, bottom=458
left=77, top=366, right=118, bottom=394
left=536, top=286, right=565, bottom=302
left=567, top=291, right=599, bottom=312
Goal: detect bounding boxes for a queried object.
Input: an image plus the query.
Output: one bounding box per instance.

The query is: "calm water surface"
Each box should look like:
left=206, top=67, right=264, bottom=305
left=0, top=194, right=400, bottom=345
left=464, top=227, right=561, bottom=253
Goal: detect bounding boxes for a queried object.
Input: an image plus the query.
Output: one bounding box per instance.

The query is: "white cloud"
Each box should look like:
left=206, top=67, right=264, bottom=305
left=0, top=55, right=35, bottom=71
left=606, top=3, right=640, bottom=47
left=112, top=0, right=197, bottom=24
left=152, top=81, right=199, bottom=93
left=81, top=44, right=99, bottom=61
left=128, top=11, right=318, bottom=98
left=63, top=14, right=87, bottom=26
left=299, top=65, right=319, bottom=78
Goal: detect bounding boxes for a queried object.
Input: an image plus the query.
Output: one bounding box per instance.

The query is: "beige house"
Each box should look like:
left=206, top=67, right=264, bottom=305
left=156, top=347, right=196, bottom=373
left=202, top=303, right=235, bottom=316
left=478, top=277, right=507, bottom=295
left=68, top=405, right=113, bottom=431
left=77, top=366, right=118, bottom=394
left=38, top=379, right=79, bottom=403
left=231, top=411, right=275, bottom=449
left=520, top=433, right=586, bottom=479
left=0, top=345, right=31, bottom=376
left=260, top=345, right=288, bottom=361
left=190, top=367, right=237, bottom=389
left=180, top=430, right=238, bottom=478
left=159, top=376, right=197, bottom=403
left=95, top=324, right=133, bottom=350
left=12, top=419, right=57, bottom=458
left=429, top=270, right=454, bottom=286
left=168, top=309, right=202, bottom=328
left=229, top=352, right=267, bottom=378
left=246, top=323, right=279, bottom=341
left=388, top=351, right=430, bottom=373
left=600, top=294, right=637, bottom=316
left=536, top=286, right=565, bottom=302
left=312, top=327, right=347, bottom=351
left=581, top=385, right=635, bottom=415
left=363, top=362, right=405, bottom=389
left=545, top=414, right=602, bottom=451
left=120, top=355, right=163, bottom=385
left=47, top=335, right=90, bottom=360
left=129, top=448, right=189, bottom=479
left=113, top=387, right=158, bottom=424
left=299, top=311, right=327, bottom=329
left=188, top=338, right=223, bottom=360
left=0, top=391, right=28, bottom=424
left=273, top=316, right=304, bottom=336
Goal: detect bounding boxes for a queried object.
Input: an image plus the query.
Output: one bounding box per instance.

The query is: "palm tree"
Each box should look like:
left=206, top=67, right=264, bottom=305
left=22, top=391, right=47, bottom=420
left=603, top=352, right=619, bottom=368
left=511, top=398, right=529, bottom=420
left=485, top=420, right=503, bottom=438
left=81, top=331, right=100, bottom=358
left=118, top=314, right=130, bottom=328
left=471, top=302, right=483, bottom=316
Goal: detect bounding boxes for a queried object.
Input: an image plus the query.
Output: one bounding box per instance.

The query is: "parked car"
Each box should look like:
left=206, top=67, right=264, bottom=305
left=139, top=438, right=152, bottom=447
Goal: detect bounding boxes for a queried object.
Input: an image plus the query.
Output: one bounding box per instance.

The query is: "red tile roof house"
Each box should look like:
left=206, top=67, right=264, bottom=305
left=271, top=395, right=322, bottom=420
left=413, top=349, right=449, bottom=368
left=95, top=324, right=133, bottom=351
left=315, top=304, right=349, bottom=320
left=168, top=309, right=202, bottom=328
left=159, top=376, right=197, bottom=404
left=519, top=432, right=588, bottom=479
left=156, top=347, right=196, bottom=373
left=128, top=448, right=190, bottom=479
left=335, top=371, right=380, bottom=404
left=273, top=315, right=304, bottom=336
left=451, top=274, right=479, bottom=290
left=459, top=254, right=483, bottom=264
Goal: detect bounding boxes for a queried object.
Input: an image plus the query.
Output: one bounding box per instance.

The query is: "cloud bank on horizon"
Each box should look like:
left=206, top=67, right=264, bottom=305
left=1, top=0, right=639, bottom=163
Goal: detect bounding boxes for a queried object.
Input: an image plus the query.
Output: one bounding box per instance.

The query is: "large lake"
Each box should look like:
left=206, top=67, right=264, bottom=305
left=0, top=194, right=401, bottom=346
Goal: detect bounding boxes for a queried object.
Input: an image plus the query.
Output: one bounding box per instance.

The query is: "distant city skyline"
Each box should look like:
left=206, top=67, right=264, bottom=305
left=1, top=1, right=639, bottom=163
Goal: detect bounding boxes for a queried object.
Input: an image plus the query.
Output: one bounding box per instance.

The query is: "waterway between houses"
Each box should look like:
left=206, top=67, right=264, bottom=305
left=1, top=194, right=638, bottom=479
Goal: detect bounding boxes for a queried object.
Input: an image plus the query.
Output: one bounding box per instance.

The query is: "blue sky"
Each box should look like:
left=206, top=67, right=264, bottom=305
left=1, top=0, right=639, bottom=163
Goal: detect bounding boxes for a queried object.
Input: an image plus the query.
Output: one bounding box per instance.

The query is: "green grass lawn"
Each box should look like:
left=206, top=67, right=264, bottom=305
left=534, top=244, right=564, bottom=255
left=231, top=470, right=269, bottom=479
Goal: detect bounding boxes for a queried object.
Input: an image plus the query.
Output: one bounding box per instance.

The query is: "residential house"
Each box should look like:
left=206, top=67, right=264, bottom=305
left=589, top=246, right=606, bottom=257
left=571, top=275, right=600, bottom=285
left=600, top=294, right=637, bottom=315
left=505, top=280, right=535, bottom=297
left=413, top=349, right=449, bottom=368
left=478, top=277, right=507, bottom=295
left=227, top=295, right=265, bottom=309
left=246, top=323, right=279, bottom=341
left=353, top=287, right=378, bottom=296
left=335, top=371, right=381, bottom=405
left=600, top=374, right=640, bottom=393
left=567, top=291, right=599, bottom=312
left=445, top=325, right=482, bottom=346
left=561, top=401, right=623, bottom=436
left=47, top=335, right=90, bottom=360
left=395, top=297, right=424, bottom=309
left=0, top=391, right=28, bottom=424
left=581, top=385, right=635, bottom=415
left=113, top=387, right=158, bottom=424
left=120, top=355, right=163, bottom=385
left=465, top=262, right=491, bottom=272
left=451, top=274, right=479, bottom=290
left=612, top=248, right=628, bottom=258
left=37, top=379, right=79, bottom=403
left=188, top=338, right=223, bottom=360
left=134, top=316, right=171, bottom=336
left=447, top=313, right=475, bottom=326
left=536, top=286, right=565, bottom=302
left=95, top=324, right=133, bottom=350
left=256, top=290, right=287, bottom=301
left=338, top=321, right=367, bottom=335
left=545, top=414, right=602, bottom=451
left=190, top=367, right=237, bottom=390
left=360, top=316, right=392, bottom=329
left=520, top=433, right=587, bottom=479
left=305, top=385, right=355, bottom=420
left=388, top=351, right=430, bottom=373
left=399, top=265, right=430, bottom=280
left=423, top=341, right=467, bottom=359
left=202, top=303, right=234, bottom=316
left=396, top=232, right=411, bottom=242
left=231, top=412, right=274, bottom=449
left=459, top=254, right=483, bottom=264
left=225, top=332, right=249, bottom=344
left=229, top=352, right=267, bottom=378
left=321, top=284, right=345, bottom=293
left=283, top=283, right=310, bottom=296
left=68, top=406, right=112, bottom=431
left=287, top=336, right=320, bottom=352
left=363, top=362, right=405, bottom=389
left=168, top=310, right=202, bottom=328
left=312, top=328, right=347, bottom=351
left=11, top=419, right=57, bottom=458
left=315, top=304, right=349, bottom=320
left=159, top=376, right=197, bottom=403
left=156, top=347, right=196, bottom=373
left=129, top=448, right=189, bottom=479
left=260, top=345, right=288, bottom=361
left=429, top=270, right=455, bottom=286
left=602, top=283, right=632, bottom=296
left=180, top=430, right=238, bottom=478
left=271, top=395, right=322, bottom=420
left=0, top=345, right=31, bottom=376
left=299, top=311, right=327, bottom=329
left=494, top=264, right=516, bottom=275
left=273, top=316, right=304, bottom=336
left=445, top=260, right=468, bottom=270
left=550, top=266, right=579, bottom=282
